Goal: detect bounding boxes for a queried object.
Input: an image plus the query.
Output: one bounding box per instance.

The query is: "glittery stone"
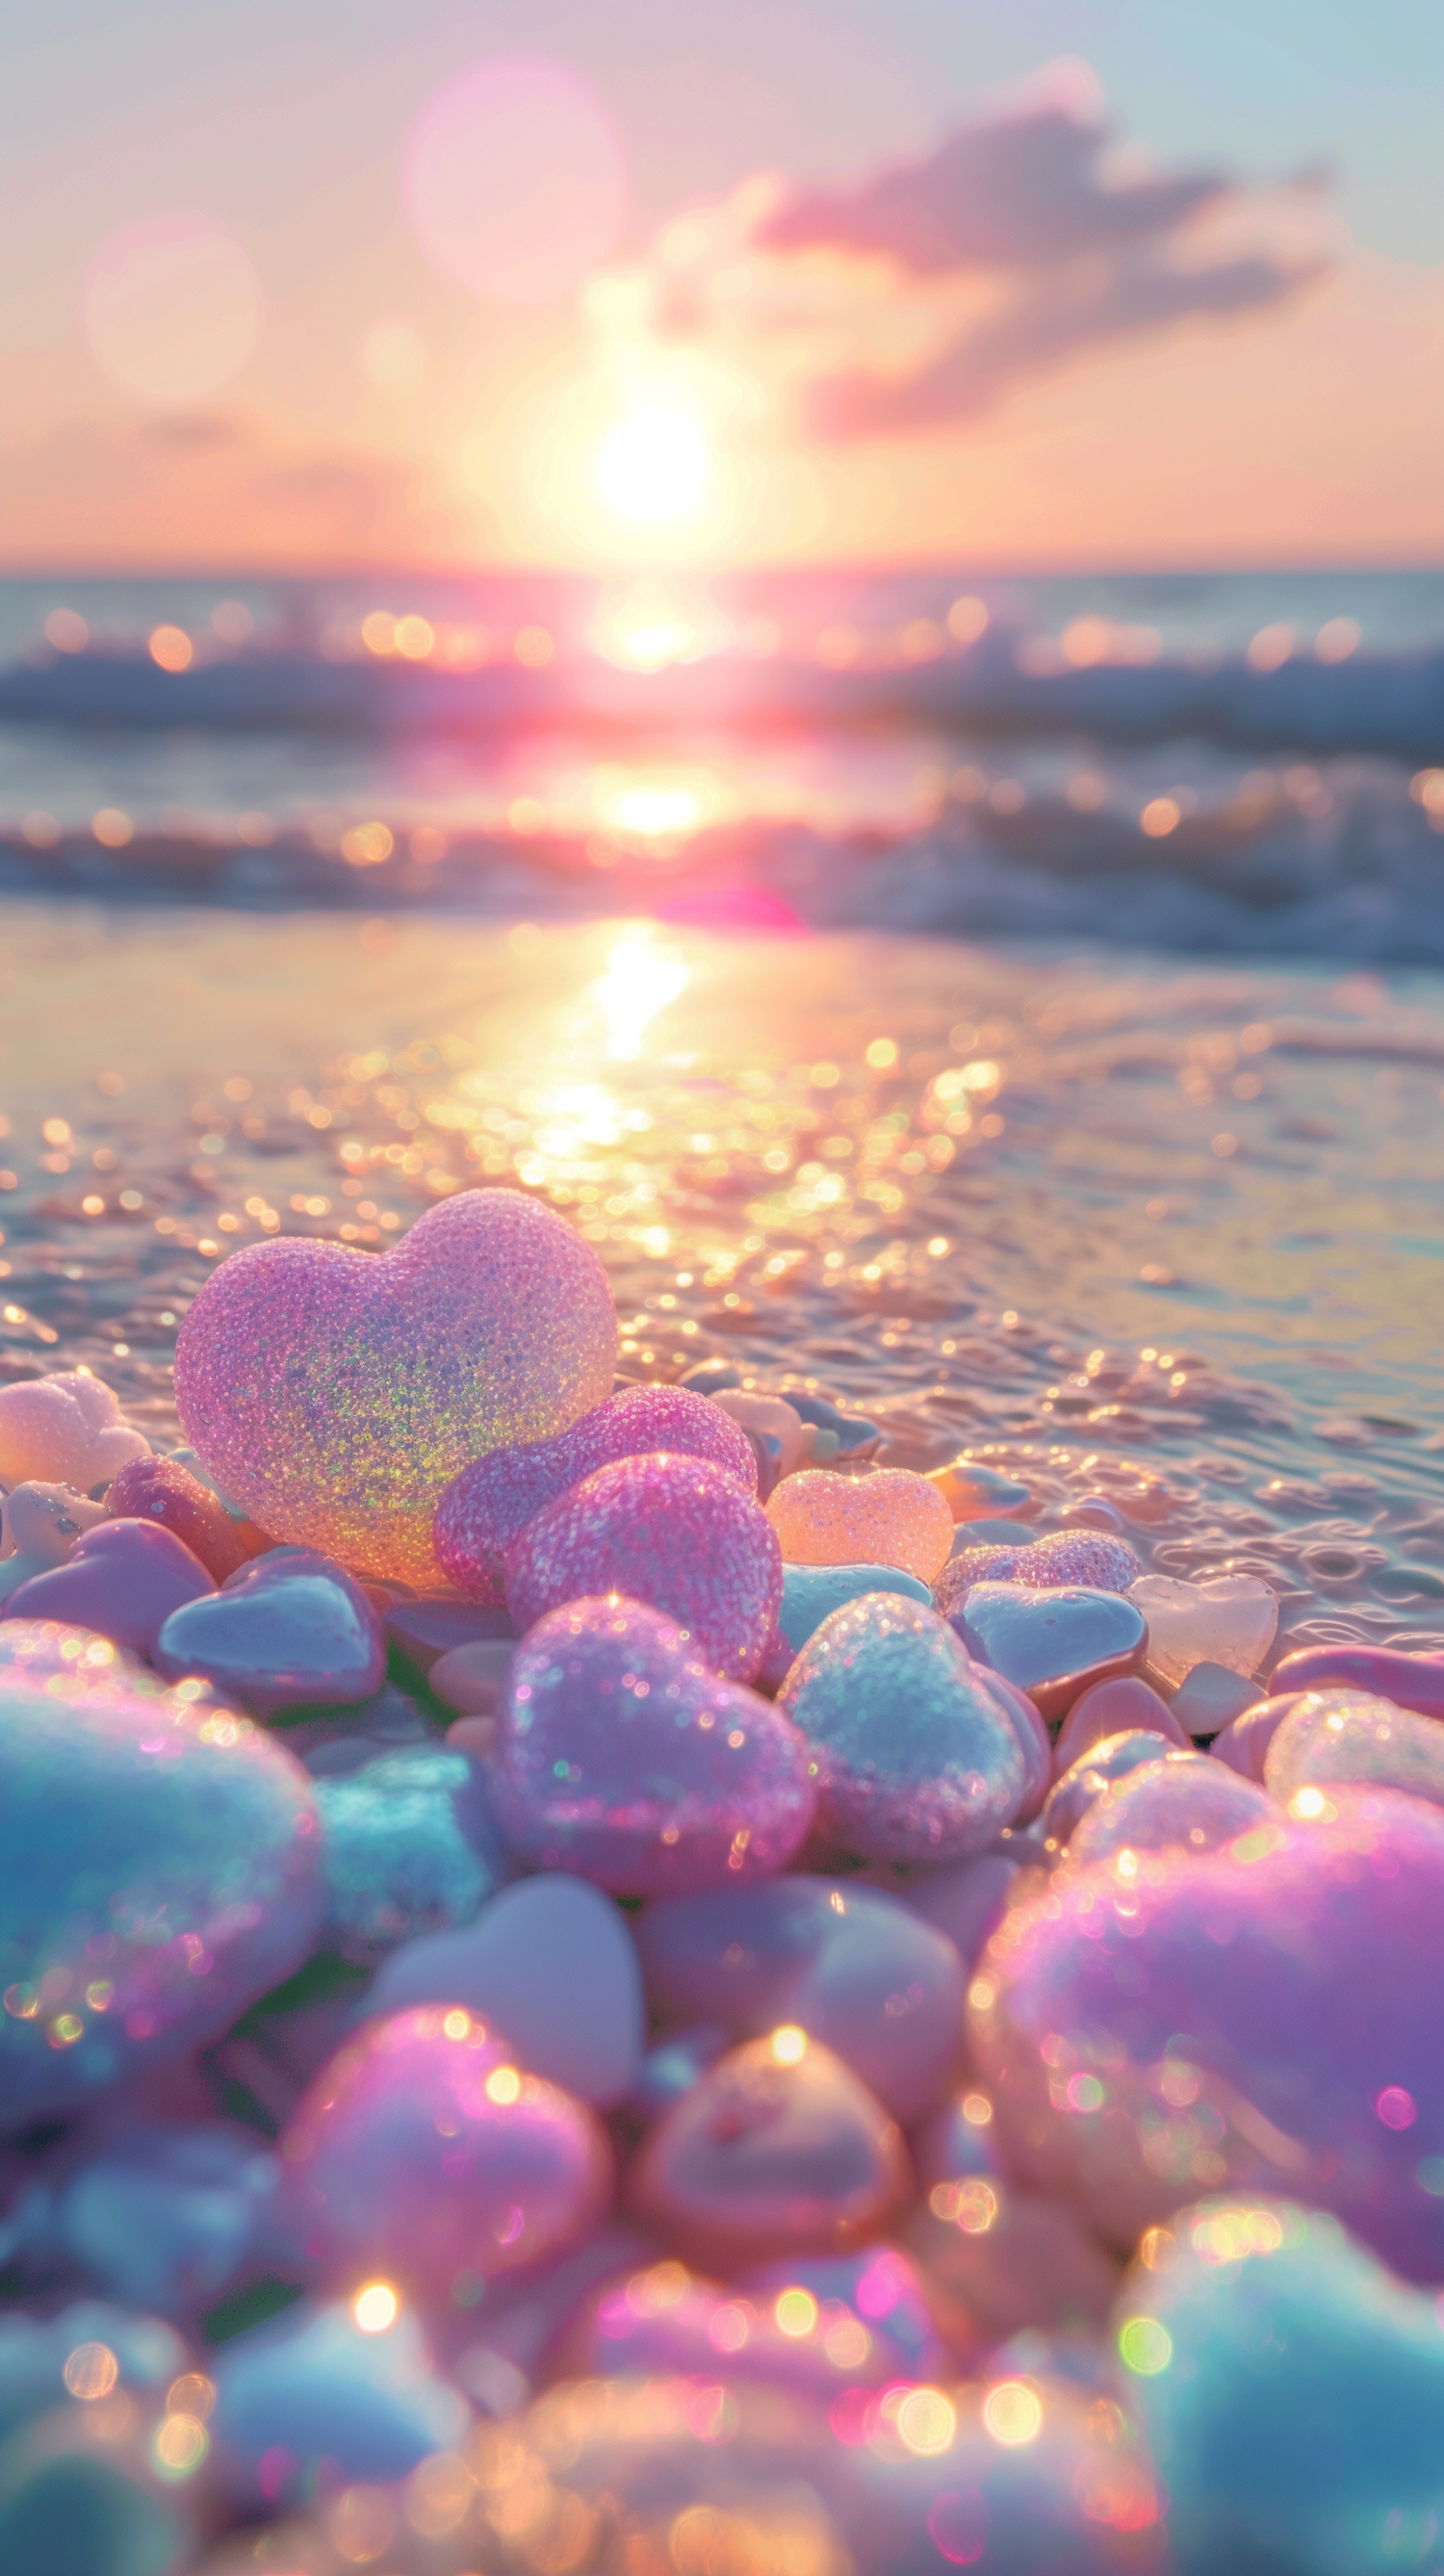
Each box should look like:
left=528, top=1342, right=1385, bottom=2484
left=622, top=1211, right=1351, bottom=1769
left=765, top=1469, right=954, bottom=1584
left=434, top=1382, right=757, bottom=1607
left=279, top=2003, right=613, bottom=2298
left=1115, top=2197, right=1444, bottom=2576
left=315, top=1745, right=503, bottom=1957
left=776, top=1593, right=1028, bottom=1863
left=628, top=2028, right=910, bottom=2267
left=370, top=1873, right=645, bottom=2107
left=1265, top=1687, right=1444, bottom=1813
left=0, top=1665, right=322, bottom=2126
left=1126, top=1571, right=1277, bottom=1689
left=935, top=1527, right=1141, bottom=1618
left=504, top=1454, right=782, bottom=1683
left=1043, top=1728, right=1188, bottom=1844
left=2, top=1518, right=215, bottom=1656
left=0, top=1371, right=149, bottom=1492
left=971, top=1788, right=1444, bottom=2280
left=1065, top=1750, right=1273, bottom=1868
left=484, top=1597, right=814, bottom=1894
left=952, top=1580, right=1147, bottom=1718
left=105, top=1453, right=258, bottom=1584
left=152, top=1546, right=386, bottom=1718
left=635, top=1877, right=966, bottom=2123
left=174, top=1189, right=618, bottom=1587
left=211, top=2297, right=468, bottom=2504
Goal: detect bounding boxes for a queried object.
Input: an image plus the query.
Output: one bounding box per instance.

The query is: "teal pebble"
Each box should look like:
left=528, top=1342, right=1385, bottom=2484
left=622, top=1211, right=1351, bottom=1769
left=778, top=1559, right=933, bottom=1653
left=316, top=1747, right=503, bottom=1958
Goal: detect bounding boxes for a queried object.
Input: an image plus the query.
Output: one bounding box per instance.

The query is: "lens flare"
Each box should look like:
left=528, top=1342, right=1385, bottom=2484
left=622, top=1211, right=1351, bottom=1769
left=598, top=407, right=709, bottom=525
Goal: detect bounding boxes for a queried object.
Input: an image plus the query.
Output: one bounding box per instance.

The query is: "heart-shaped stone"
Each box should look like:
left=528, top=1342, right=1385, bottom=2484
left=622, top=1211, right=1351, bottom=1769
left=152, top=1546, right=385, bottom=1716
left=776, top=1559, right=932, bottom=1654
left=369, top=1873, right=645, bottom=2106
left=1126, top=1572, right=1277, bottom=1689
left=934, top=1528, right=1140, bottom=1619
left=953, top=1581, right=1147, bottom=1717
left=434, top=1381, right=758, bottom=1606
left=1271, top=1642, right=1444, bottom=1718
left=777, top=1594, right=1029, bottom=1864
left=280, top=2003, right=613, bottom=2297
left=1066, top=1751, right=1273, bottom=1868
left=504, top=1453, right=782, bottom=1684
left=2, top=1518, right=214, bottom=1655
left=634, top=1877, right=966, bottom=2123
left=628, top=2028, right=910, bottom=2268
left=211, top=2296, right=468, bottom=2505
left=1266, top=1687, right=1444, bottom=1813
left=765, top=1469, right=954, bottom=1584
left=971, top=1788, right=1444, bottom=2280
left=1044, top=1729, right=1186, bottom=1844
left=174, top=1189, right=618, bottom=1587
left=484, top=1597, right=814, bottom=1894
left=0, top=1371, right=149, bottom=1492
left=1116, top=2196, right=1444, bottom=2576
left=0, top=1659, right=321, bottom=2126
left=104, top=1453, right=259, bottom=1584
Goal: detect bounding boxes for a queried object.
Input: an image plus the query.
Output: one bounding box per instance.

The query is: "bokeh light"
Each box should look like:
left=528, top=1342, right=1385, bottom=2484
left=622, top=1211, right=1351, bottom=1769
left=404, top=56, right=625, bottom=306
left=598, top=406, right=709, bottom=524
left=83, top=213, right=262, bottom=404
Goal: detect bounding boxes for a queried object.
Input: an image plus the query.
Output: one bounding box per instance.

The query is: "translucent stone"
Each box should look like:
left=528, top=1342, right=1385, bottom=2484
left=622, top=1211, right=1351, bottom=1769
left=765, top=1469, right=954, bottom=1583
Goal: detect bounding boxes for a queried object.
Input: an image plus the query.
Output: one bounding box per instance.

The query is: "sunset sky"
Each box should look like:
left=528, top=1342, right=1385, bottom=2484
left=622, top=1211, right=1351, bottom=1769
left=5, top=0, right=1442, bottom=571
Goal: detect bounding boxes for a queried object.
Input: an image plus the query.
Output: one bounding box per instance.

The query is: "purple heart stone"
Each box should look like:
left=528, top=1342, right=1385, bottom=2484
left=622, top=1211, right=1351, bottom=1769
left=1, top=1518, right=215, bottom=1656
left=152, top=1546, right=385, bottom=1717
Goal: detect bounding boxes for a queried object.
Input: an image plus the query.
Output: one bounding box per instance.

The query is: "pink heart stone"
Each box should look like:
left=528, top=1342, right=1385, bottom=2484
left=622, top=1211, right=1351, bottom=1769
left=1051, top=1674, right=1188, bottom=1780
left=174, top=1190, right=618, bottom=1587
left=279, top=2003, right=613, bottom=2299
left=504, top=1453, right=782, bottom=1683
left=628, top=2027, right=910, bottom=2269
left=971, top=1787, right=1444, bottom=2280
left=1, top=1518, right=214, bottom=1655
left=1271, top=1644, right=1444, bottom=1719
left=105, top=1452, right=260, bottom=1584
left=935, top=1528, right=1141, bottom=1619
left=484, top=1596, right=814, bottom=1894
left=765, top=1469, right=954, bottom=1584
left=0, top=1370, right=149, bottom=1491
left=434, top=1383, right=758, bottom=1606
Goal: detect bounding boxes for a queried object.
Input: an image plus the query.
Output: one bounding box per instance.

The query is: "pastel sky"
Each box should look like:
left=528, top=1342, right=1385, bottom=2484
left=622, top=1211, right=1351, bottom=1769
left=4, top=0, right=1441, bottom=570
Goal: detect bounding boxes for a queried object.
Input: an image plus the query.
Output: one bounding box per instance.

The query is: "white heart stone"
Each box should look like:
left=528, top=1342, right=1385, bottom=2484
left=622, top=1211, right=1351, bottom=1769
left=1127, top=1573, right=1278, bottom=1690
left=367, top=1872, right=645, bottom=2107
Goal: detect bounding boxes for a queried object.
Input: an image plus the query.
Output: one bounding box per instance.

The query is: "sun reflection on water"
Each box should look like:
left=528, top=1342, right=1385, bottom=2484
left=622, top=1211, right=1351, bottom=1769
left=592, top=931, right=691, bottom=1059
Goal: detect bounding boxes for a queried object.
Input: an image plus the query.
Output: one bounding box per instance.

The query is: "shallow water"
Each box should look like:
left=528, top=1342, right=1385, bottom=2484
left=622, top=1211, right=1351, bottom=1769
left=3, top=899, right=1443, bottom=1662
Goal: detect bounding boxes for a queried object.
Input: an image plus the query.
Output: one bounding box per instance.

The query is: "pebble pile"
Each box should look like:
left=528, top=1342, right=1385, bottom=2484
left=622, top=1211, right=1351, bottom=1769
left=0, top=1186, right=1438, bottom=2574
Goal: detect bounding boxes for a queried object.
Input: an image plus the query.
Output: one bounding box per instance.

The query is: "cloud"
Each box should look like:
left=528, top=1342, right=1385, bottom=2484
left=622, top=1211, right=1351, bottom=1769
left=586, top=59, right=1333, bottom=443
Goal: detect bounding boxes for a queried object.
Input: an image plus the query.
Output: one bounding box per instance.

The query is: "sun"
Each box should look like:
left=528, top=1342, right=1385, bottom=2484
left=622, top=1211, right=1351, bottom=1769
left=597, top=405, right=709, bottom=525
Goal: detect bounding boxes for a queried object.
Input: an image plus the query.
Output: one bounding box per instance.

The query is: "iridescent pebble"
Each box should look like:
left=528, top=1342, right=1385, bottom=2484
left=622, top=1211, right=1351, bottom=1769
left=430, top=1637, right=515, bottom=1715
left=1212, top=1692, right=1302, bottom=1780
left=1115, top=2197, right=1444, bottom=2576
left=1126, top=1571, right=1277, bottom=1688
left=1066, top=1751, right=1274, bottom=1868
left=280, top=2004, right=613, bottom=2297
left=175, top=1189, right=618, bottom=1588
left=504, top=1453, right=782, bottom=1684
left=433, top=1381, right=757, bottom=1607
left=635, top=1878, right=966, bottom=2122
left=934, top=1527, right=1141, bottom=1618
left=1052, top=1674, right=1189, bottom=1779
left=926, top=1456, right=1032, bottom=1519
left=765, top=1468, right=955, bottom=1583
left=1271, top=1641, right=1444, bottom=1719
left=153, top=1545, right=386, bottom=1718
left=776, top=1558, right=932, bottom=1654
left=484, top=1597, right=813, bottom=1893
left=104, top=1453, right=257, bottom=1584
left=970, top=1788, right=1444, bottom=2279
left=628, top=2027, right=910, bottom=2268
left=315, top=1746, right=503, bottom=1957
left=210, top=2295, right=468, bottom=2504
left=368, top=1873, right=645, bottom=2107
left=776, top=1594, right=1028, bottom=1863
left=0, top=1665, right=322, bottom=2126
left=0, top=1370, right=149, bottom=1491
left=952, top=1581, right=1147, bottom=1718
left=1044, top=1729, right=1189, bottom=1844
left=2, top=1518, right=214, bottom=1656
left=1265, top=1687, right=1444, bottom=1814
